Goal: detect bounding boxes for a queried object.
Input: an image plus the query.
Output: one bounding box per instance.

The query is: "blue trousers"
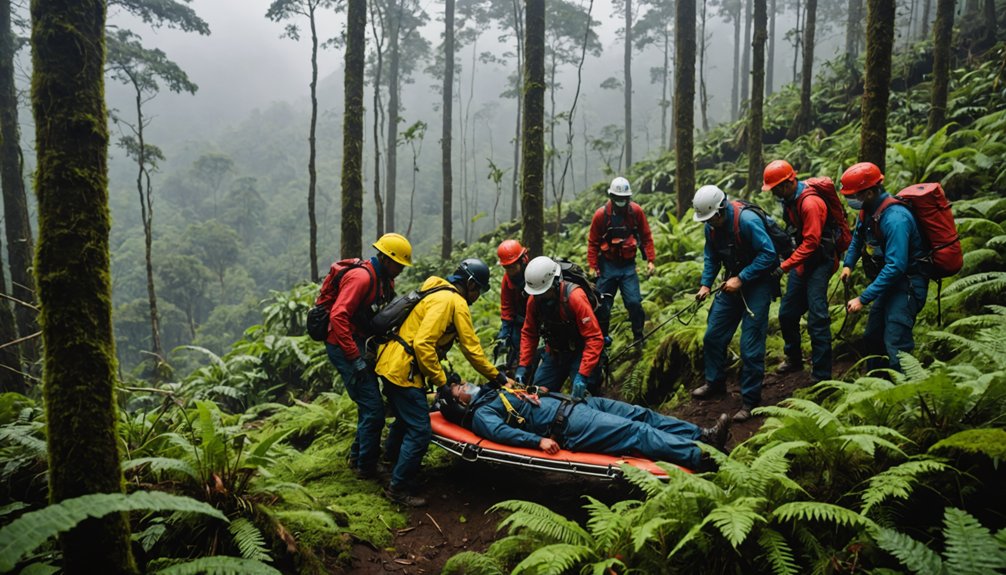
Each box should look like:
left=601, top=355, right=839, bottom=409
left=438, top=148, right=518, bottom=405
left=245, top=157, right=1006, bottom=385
left=703, top=280, right=772, bottom=407
left=863, top=276, right=928, bottom=373
left=534, top=349, right=602, bottom=395
left=326, top=342, right=384, bottom=471
left=779, top=263, right=833, bottom=380
left=563, top=396, right=702, bottom=467
left=597, top=259, right=644, bottom=334
left=382, top=383, right=432, bottom=490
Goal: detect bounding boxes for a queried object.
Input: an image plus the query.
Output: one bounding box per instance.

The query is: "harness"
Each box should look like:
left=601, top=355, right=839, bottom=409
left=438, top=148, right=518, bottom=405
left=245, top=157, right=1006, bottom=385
left=600, top=202, right=640, bottom=261
left=710, top=202, right=757, bottom=278
left=784, top=190, right=840, bottom=268
left=538, top=282, right=585, bottom=353
left=546, top=397, right=583, bottom=446
left=858, top=198, right=927, bottom=280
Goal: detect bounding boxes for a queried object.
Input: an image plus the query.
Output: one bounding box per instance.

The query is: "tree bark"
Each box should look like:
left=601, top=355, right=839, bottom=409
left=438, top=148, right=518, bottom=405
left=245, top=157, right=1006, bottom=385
left=441, top=0, right=454, bottom=260
left=741, top=0, right=752, bottom=105
left=731, top=1, right=740, bottom=120
left=132, top=89, right=162, bottom=361
left=921, top=0, right=932, bottom=37
left=860, top=0, right=895, bottom=171
left=510, top=0, right=523, bottom=222
left=845, top=0, right=863, bottom=65
left=793, top=0, right=817, bottom=136
left=927, top=0, right=954, bottom=135
left=699, top=0, right=709, bottom=132
left=521, top=0, right=544, bottom=257
left=308, top=2, right=319, bottom=279
left=748, top=0, right=766, bottom=196
left=385, top=1, right=402, bottom=232
left=675, top=0, right=696, bottom=219
left=767, top=0, right=776, bottom=94
left=0, top=0, right=36, bottom=369
left=368, top=1, right=385, bottom=239
left=342, top=0, right=365, bottom=259
left=0, top=224, right=22, bottom=393
left=623, top=0, right=632, bottom=167
left=983, top=0, right=996, bottom=47
left=31, top=0, right=136, bottom=571
left=665, top=21, right=675, bottom=142
left=792, top=0, right=802, bottom=83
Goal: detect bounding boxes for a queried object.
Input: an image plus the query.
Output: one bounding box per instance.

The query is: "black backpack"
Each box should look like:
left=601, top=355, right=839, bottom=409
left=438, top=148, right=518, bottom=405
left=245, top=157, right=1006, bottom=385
left=554, top=258, right=608, bottom=334
left=369, top=285, right=456, bottom=342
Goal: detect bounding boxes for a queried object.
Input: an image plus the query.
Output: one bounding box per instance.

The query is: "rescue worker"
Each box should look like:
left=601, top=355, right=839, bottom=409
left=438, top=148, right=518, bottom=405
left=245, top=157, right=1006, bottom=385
left=436, top=380, right=731, bottom=470
left=587, top=176, right=656, bottom=345
left=516, top=256, right=605, bottom=399
left=763, top=160, right=837, bottom=383
left=691, top=185, right=777, bottom=422
left=375, top=258, right=512, bottom=506
left=495, top=239, right=531, bottom=369
left=324, top=232, right=411, bottom=480
left=839, top=162, right=929, bottom=373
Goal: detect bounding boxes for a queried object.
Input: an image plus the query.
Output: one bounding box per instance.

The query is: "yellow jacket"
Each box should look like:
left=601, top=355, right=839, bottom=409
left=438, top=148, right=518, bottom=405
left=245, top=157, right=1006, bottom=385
left=375, top=276, right=500, bottom=389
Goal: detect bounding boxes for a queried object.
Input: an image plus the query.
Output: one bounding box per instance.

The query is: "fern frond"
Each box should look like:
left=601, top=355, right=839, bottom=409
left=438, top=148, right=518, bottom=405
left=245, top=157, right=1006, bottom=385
left=122, top=457, right=199, bottom=481
left=873, top=526, right=945, bottom=575
left=0, top=425, right=46, bottom=456
left=707, top=497, right=767, bottom=548
left=942, top=507, right=1006, bottom=575
left=153, top=556, right=281, bottom=575
left=619, top=462, right=665, bottom=498
left=442, top=551, right=506, bottom=575
left=228, top=518, right=272, bottom=563
left=511, top=543, right=596, bottom=575
left=486, top=534, right=537, bottom=564
left=898, top=354, right=930, bottom=382
left=771, top=502, right=875, bottom=530
left=757, top=528, right=800, bottom=575
left=632, top=517, right=676, bottom=552
left=492, top=500, right=591, bottom=545
left=860, top=458, right=951, bottom=516
left=584, top=496, right=634, bottom=550
left=0, top=491, right=227, bottom=572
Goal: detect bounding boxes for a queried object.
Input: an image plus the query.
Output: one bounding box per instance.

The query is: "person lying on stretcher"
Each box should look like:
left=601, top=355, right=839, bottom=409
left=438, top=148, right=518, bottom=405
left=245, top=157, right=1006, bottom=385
left=435, top=381, right=731, bottom=472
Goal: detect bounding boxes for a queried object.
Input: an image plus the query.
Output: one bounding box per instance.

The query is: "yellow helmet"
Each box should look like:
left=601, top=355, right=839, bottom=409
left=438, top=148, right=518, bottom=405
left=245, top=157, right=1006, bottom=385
left=373, top=233, right=413, bottom=266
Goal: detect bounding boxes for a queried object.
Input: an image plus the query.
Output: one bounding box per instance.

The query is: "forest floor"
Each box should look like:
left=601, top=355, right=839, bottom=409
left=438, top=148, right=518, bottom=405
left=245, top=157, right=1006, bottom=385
left=343, top=360, right=846, bottom=574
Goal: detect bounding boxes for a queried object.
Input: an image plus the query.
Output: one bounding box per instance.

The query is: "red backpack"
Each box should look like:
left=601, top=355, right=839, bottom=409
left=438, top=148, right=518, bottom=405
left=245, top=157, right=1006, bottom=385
left=869, top=183, right=963, bottom=279
left=306, top=258, right=375, bottom=341
left=801, top=177, right=852, bottom=253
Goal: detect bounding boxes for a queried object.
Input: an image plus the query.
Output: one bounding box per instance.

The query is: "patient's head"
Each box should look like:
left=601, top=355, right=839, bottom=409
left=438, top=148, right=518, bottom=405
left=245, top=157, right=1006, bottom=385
left=436, top=381, right=482, bottom=427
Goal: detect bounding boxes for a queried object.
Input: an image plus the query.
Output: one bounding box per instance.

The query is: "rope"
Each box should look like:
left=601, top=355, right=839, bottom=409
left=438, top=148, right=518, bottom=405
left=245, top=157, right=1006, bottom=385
left=608, top=285, right=722, bottom=364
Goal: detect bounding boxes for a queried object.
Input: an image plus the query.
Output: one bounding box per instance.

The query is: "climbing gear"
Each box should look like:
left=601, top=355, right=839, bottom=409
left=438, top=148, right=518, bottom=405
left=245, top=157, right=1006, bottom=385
left=456, top=258, right=491, bottom=291
left=607, top=285, right=721, bottom=365
left=783, top=177, right=853, bottom=261
left=524, top=256, right=562, bottom=295
left=600, top=202, right=641, bottom=260
left=372, top=233, right=413, bottom=266
left=839, top=162, right=884, bottom=195
left=608, top=176, right=632, bottom=197
left=761, top=159, right=796, bottom=191
left=692, top=185, right=727, bottom=222
left=497, top=239, right=528, bottom=266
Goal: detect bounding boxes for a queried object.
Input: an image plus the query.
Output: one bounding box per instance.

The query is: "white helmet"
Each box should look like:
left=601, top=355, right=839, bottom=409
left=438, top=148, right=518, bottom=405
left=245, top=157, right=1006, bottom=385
left=608, top=177, right=632, bottom=197
left=524, top=256, right=561, bottom=296
left=692, top=185, right=726, bottom=222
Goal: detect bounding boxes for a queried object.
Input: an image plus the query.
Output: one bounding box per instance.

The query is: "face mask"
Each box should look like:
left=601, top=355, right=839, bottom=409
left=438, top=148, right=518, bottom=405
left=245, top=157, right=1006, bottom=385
left=458, top=383, right=480, bottom=406
left=612, top=199, right=629, bottom=208
left=846, top=198, right=864, bottom=210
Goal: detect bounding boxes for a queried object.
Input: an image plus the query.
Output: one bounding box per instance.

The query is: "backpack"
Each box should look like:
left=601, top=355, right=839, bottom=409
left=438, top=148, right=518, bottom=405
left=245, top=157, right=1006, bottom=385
left=600, top=202, right=641, bottom=260
left=727, top=200, right=794, bottom=263
left=306, top=258, right=373, bottom=342
left=798, top=177, right=853, bottom=254
left=868, top=183, right=963, bottom=279
left=368, top=285, right=456, bottom=341
left=555, top=258, right=603, bottom=313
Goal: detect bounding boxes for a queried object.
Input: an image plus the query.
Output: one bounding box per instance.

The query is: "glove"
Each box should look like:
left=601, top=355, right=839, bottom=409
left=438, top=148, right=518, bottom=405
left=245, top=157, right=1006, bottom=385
left=496, top=322, right=512, bottom=342
left=515, top=366, right=527, bottom=386
left=770, top=266, right=785, bottom=279
left=351, top=357, right=368, bottom=374
left=571, top=373, right=589, bottom=399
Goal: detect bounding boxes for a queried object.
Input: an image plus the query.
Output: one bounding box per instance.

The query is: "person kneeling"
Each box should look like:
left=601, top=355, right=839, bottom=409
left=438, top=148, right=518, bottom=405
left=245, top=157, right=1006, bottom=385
left=436, top=381, right=730, bottom=471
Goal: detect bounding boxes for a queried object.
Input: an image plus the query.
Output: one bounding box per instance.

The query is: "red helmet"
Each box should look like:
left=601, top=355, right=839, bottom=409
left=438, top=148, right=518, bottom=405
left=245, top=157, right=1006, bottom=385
left=840, top=162, right=884, bottom=195
left=496, top=239, right=527, bottom=266
left=761, top=159, right=796, bottom=191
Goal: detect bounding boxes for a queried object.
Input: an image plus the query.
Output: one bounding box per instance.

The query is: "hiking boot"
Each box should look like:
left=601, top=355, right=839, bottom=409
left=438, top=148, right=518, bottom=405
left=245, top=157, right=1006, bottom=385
left=732, top=405, right=755, bottom=422
left=354, top=461, right=391, bottom=482
left=691, top=382, right=726, bottom=399
left=694, top=453, right=719, bottom=473
left=775, top=357, right=804, bottom=374
left=699, top=413, right=732, bottom=451
left=384, top=485, right=427, bottom=507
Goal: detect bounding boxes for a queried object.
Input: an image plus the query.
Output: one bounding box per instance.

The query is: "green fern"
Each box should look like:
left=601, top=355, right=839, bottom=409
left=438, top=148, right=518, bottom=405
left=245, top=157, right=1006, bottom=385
left=122, top=456, right=199, bottom=481
left=0, top=491, right=227, bottom=572
left=152, top=556, right=281, bottom=575
left=860, top=458, right=951, bottom=515
left=511, top=542, right=597, bottom=575
left=873, top=507, right=1006, bottom=575
left=771, top=502, right=876, bottom=530
left=228, top=518, right=272, bottom=563
left=441, top=551, right=507, bottom=575
left=707, top=497, right=767, bottom=548
left=491, top=500, right=592, bottom=546
left=757, top=528, right=800, bottom=575
left=874, top=526, right=945, bottom=575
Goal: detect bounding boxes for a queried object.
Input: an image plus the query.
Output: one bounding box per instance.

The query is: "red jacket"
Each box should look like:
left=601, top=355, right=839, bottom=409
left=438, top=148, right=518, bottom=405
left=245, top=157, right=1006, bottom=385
left=325, top=260, right=391, bottom=360
left=519, top=283, right=604, bottom=377
left=587, top=200, right=655, bottom=273
left=500, top=272, right=528, bottom=322
left=781, top=186, right=829, bottom=275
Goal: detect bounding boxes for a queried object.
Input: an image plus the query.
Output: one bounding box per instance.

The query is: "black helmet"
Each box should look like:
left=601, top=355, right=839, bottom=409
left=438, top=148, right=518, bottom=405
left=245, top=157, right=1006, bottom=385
left=435, top=384, right=472, bottom=428
left=456, top=258, right=491, bottom=291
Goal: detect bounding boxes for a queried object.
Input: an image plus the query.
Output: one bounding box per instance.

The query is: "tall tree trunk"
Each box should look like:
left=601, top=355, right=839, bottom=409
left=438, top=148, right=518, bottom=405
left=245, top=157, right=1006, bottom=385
left=699, top=0, right=710, bottom=132
left=510, top=0, right=523, bottom=221
left=342, top=0, right=365, bottom=259
left=741, top=0, right=752, bottom=104
left=623, top=0, right=632, bottom=167
left=0, top=242, right=21, bottom=392
left=663, top=22, right=673, bottom=144
left=308, top=4, right=319, bottom=279
left=731, top=2, right=741, bottom=120
left=675, top=0, right=696, bottom=219
left=521, top=0, right=544, bottom=256
left=368, top=2, right=385, bottom=239
left=0, top=0, right=36, bottom=369
left=748, top=0, right=766, bottom=196
left=927, top=0, right=954, bottom=134
left=983, top=0, right=996, bottom=47
left=31, top=0, right=136, bottom=571
left=793, top=0, right=817, bottom=136
left=792, top=0, right=802, bottom=83
left=767, top=0, right=776, bottom=94
left=860, top=0, right=895, bottom=170
left=132, top=91, right=162, bottom=361
left=385, top=2, right=402, bottom=233
left=921, top=0, right=932, bottom=38
left=441, top=0, right=454, bottom=260
left=846, top=0, right=863, bottom=66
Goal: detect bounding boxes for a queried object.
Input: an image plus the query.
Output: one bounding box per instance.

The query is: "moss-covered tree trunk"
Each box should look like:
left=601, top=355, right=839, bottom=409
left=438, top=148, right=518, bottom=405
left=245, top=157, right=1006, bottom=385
left=675, top=0, right=696, bottom=219
left=623, top=0, right=632, bottom=167
left=521, top=0, right=544, bottom=257
left=307, top=1, right=320, bottom=278
left=859, top=0, right=895, bottom=171
left=0, top=0, right=37, bottom=370
left=747, top=0, right=766, bottom=196
left=927, top=0, right=954, bottom=135
left=792, top=0, right=816, bottom=137
left=341, top=0, right=365, bottom=260
left=0, top=239, right=22, bottom=393
left=441, top=0, right=454, bottom=260
left=30, top=0, right=136, bottom=572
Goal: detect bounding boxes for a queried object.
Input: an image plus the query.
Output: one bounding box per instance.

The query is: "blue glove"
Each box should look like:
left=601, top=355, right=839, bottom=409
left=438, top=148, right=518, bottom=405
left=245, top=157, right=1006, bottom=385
left=351, top=357, right=368, bottom=374
left=571, top=373, right=589, bottom=399
left=496, top=321, right=512, bottom=342
left=515, top=366, right=527, bottom=386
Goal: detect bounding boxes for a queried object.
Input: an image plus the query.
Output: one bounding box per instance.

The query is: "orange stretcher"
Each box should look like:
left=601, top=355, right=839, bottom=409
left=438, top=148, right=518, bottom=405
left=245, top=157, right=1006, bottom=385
left=429, top=412, right=688, bottom=480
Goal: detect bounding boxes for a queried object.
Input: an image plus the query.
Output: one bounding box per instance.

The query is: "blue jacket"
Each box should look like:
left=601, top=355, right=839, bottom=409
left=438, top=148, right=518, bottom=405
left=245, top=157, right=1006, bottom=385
left=843, top=192, right=927, bottom=304
left=470, top=390, right=562, bottom=448
left=701, top=201, right=778, bottom=287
